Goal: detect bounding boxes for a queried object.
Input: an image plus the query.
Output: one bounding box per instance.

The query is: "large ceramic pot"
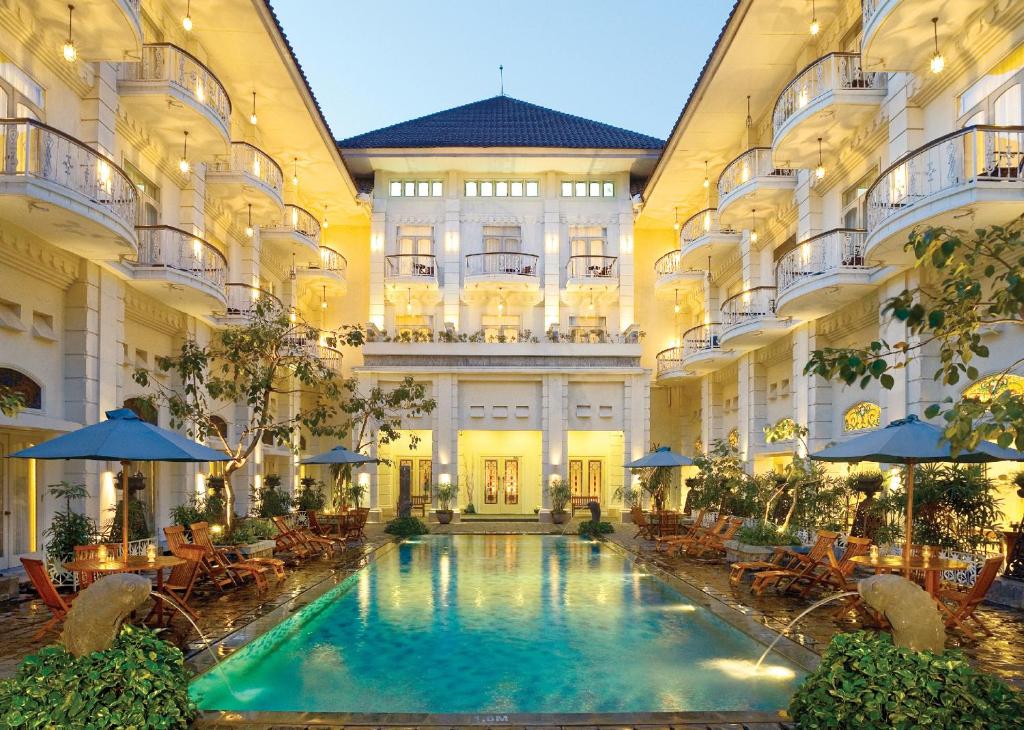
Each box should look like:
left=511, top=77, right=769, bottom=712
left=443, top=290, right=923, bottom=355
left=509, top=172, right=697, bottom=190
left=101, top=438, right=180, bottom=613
left=436, top=509, right=453, bottom=525
left=551, top=510, right=569, bottom=525
left=724, top=540, right=778, bottom=564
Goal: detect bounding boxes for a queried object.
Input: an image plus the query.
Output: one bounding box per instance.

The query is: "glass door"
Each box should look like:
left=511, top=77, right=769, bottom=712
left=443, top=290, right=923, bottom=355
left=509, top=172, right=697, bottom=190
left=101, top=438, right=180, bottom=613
left=480, top=457, right=522, bottom=513
left=0, top=432, right=36, bottom=568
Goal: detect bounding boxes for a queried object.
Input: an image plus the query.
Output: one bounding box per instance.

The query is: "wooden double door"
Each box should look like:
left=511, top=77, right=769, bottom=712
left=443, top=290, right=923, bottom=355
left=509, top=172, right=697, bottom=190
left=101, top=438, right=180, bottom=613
left=481, top=457, right=521, bottom=513
left=568, top=458, right=603, bottom=500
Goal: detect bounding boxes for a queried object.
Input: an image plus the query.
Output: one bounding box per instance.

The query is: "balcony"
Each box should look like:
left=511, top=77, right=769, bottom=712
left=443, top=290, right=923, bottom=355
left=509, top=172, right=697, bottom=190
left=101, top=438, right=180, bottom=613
left=117, top=44, right=231, bottom=158
left=217, top=282, right=282, bottom=324
left=565, top=255, right=618, bottom=290
left=719, top=286, right=791, bottom=350
left=206, top=143, right=284, bottom=218
left=776, top=229, right=879, bottom=318
left=295, top=246, right=348, bottom=295
left=385, top=254, right=438, bottom=287
left=772, top=53, right=886, bottom=168
left=36, top=0, right=142, bottom=61
left=680, top=323, right=733, bottom=374
left=0, top=119, right=137, bottom=259
left=282, top=332, right=342, bottom=373
left=677, top=208, right=741, bottom=267
left=865, top=126, right=1024, bottom=263
left=653, top=251, right=705, bottom=302
left=655, top=346, right=689, bottom=380
left=861, top=0, right=991, bottom=71
left=261, top=204, right=321, bottom=259
left=125, top=226, right=227, bottom=316
left=717, top=148, right=796, bottom=228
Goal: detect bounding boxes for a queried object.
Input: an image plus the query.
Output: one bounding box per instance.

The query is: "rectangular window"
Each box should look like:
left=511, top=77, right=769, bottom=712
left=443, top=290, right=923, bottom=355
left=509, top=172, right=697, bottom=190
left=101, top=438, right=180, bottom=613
left=431, top=181, right=443, bottom=196
left=561, top=181, right=573, bottom=197
left=397, top=225, right=433, bottom=255
left=526, top=181, right=539, bottom=197
left=465, top=181, right=478, bottom=197
left=510, top=181, right=523, bottom=197
left=390, top=181, right=403, bottom=196
left=574, top=181, right=587, bottom=197
left=602, top=181, right=615, bottom=197
left=589, top=181, right=601, bottom=197
left=495, top=181, right=508, bottom=197
left=483, top=225, right=521, bottom=253
left=417, top=181, right=429, bottom=197
left=390, top=180, right=442, bottom=197
left=480, top=181, right=494, bottom=197
left=569, top=225, right=606, bottom=256
left=561, top=180, right=615, bottom=197
left=403, top=181, right=415, bottom=197
left=466, top=179, right=537, bottom=198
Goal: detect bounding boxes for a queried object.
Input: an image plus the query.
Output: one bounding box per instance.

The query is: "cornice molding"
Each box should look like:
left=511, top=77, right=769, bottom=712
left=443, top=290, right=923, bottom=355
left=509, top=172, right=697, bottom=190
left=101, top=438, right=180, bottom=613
left=0, top=228, right=80, bottom=290
left=124, top=288, right=187, bottom=336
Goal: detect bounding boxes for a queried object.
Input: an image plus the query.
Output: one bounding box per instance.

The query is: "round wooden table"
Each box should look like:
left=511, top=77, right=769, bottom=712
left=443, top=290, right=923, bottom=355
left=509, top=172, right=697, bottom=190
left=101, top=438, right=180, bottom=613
left=63, top=555, right=185, bottom=624
left=850, top=554, right=971, bottom=596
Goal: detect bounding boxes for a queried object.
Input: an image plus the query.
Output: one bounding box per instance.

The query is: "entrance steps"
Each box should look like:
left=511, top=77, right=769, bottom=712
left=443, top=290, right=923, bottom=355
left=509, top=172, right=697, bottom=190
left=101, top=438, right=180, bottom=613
left=460, top=513, right=538, bottom=523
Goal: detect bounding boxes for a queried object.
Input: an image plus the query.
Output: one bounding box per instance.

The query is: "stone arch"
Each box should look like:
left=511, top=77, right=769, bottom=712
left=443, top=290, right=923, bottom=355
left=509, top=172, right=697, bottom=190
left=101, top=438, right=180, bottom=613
left=0, top=367, right=42, bottom=410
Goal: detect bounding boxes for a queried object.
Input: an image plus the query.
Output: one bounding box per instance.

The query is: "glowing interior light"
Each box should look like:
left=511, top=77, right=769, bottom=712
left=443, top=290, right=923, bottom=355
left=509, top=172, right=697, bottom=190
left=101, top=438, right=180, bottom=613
left=182, top=13, right=192, bottom=31
left=930, top=52, right=945, bottom=74
left=62, top=40, right=77, bottom=63
left=809, top=18, right=819, bottom=35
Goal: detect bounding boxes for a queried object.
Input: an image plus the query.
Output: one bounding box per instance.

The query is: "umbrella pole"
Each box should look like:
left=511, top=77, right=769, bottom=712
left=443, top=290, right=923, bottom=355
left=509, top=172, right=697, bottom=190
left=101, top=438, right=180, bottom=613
left=121, top=460, right=130, bottom=562
left=904, top=461, right=915, bottom=578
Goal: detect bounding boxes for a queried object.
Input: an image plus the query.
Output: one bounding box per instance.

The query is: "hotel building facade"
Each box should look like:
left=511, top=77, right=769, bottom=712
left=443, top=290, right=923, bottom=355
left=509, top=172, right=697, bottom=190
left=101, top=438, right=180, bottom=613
left=1, top=0, right=1023, bottom=565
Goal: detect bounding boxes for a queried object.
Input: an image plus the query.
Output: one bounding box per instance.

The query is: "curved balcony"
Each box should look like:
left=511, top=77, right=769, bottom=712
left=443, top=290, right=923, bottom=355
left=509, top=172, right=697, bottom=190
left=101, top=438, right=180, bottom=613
left=283, top=333, right=342, bottom=373
left=865, top=126, right=1024, bottom=263
left=0, top=119, right=137, bottom=259
left=861, top=0, right=991, bottom=72
left=717, top=148, right=796, bottom=227
left=680, top=323, right=733, bottom=374
left=125, top=226, right=226, bottom=315
left=206, top=143, right=284, bottom=218
left=261, top=204, right=320, bottom=259
left=720, top=286, right=791, bottom=350
left=117, top=44, right=231, bottom=158
left=217, top=282, right=282, bottom=324
left=384, top=255, right=440, bottom=309
left=464, top=252, right=540, bottom=292
left=776, top=229, right=877, bottom=318
left=565, top=255, right=618, bottom=289
left=656, top=346, right=690, bottom=380
left=653, top=251, right=705, bottom=301
left=295, top=246, right=348, bottom=295
left=36, top=0, right=142, bottom=61
left=772, top=53, right=886, bottom=168
left=677, top=208, right=741, bottom=267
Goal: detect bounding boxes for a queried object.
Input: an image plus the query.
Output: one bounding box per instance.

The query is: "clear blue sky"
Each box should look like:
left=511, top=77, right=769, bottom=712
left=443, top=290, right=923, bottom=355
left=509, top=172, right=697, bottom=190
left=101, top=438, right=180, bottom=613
left=270, top=1, right=733, bottom=142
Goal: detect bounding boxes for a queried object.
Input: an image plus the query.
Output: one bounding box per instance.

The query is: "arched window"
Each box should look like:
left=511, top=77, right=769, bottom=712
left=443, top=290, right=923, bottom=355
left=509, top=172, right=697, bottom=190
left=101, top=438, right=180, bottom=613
left=209, top=415, right=228, bottom=440
left=123, top=397, right=158, bottom=425
left=962, top=373, right=1024, bottom=403
left=844, top=401, right=881, bottom=432
left=727, top=428, right=739, bottom=449
left=0, top=368, right=41, bottom=410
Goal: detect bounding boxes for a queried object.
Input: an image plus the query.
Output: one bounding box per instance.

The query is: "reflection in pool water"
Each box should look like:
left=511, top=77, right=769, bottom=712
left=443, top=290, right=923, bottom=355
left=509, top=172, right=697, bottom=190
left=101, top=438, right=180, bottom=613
left=190, top=535, right=804, bottom=713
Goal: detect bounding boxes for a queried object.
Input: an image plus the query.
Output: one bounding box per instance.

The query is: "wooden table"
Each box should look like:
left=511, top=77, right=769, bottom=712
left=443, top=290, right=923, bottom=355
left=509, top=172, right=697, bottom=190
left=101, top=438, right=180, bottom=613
left=850, top=554, right=971, bottom=596
left=63, top=555, right=185, bottom=624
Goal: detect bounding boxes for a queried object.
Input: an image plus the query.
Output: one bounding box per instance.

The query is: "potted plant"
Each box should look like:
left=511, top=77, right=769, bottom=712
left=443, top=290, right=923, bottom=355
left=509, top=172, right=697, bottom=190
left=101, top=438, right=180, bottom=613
left=549, top=478, right=572, bottom=524
left=44, top=481, right=96, bottom=565
left=346, top=479, right=367, bottom=508
left=725, top=520, right=799, bottom=563
left=434, top=482, right=456, bottom=524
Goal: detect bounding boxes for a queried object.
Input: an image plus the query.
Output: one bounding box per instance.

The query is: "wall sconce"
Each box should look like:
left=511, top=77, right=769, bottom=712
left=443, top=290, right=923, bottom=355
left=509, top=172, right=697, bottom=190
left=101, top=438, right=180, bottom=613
left=439, top=473, right=451, bottom=486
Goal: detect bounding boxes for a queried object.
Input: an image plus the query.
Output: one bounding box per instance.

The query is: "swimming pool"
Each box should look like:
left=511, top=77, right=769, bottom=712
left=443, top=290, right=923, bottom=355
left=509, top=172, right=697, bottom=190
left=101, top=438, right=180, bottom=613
left=191, top=535, right=804, bottom=714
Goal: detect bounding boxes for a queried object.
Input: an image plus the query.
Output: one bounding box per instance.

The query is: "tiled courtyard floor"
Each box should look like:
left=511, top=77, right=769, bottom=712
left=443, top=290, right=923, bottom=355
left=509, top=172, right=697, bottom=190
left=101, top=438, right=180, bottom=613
left=1, top=517, right=1022, bottom=700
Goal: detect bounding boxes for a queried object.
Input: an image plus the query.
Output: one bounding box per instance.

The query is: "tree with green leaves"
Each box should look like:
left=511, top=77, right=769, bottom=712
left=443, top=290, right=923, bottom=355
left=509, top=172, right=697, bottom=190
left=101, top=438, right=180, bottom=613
left=133, top=297, right=434, bottom=522
left=805, top=219, right=1024, bottom=453
left=0, top=386, right=24, bottom=417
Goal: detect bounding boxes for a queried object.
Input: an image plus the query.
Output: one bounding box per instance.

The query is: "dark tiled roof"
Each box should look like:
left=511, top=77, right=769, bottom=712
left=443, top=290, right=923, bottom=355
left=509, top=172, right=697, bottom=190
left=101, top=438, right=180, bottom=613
left=338, top=96, right=664, bottom=150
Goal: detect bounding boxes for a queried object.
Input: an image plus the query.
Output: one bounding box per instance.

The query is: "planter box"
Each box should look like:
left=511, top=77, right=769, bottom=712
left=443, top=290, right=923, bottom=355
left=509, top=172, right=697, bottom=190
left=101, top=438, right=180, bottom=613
left=724, top=540, right=778, bottom=564
left=219, top=539, right=276, bottom=559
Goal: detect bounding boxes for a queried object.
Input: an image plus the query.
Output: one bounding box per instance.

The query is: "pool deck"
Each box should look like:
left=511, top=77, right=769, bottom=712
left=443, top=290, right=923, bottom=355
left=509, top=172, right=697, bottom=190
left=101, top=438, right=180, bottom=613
left=1, top=517, right=1022, bottom=728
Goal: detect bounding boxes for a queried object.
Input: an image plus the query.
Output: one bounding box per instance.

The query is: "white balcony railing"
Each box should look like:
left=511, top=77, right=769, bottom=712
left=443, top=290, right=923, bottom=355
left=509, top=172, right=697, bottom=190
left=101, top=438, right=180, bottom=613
left=862, top=0, right=884, bottom=27
left=776, top=229, right=869, bottom=294
left=130, top=226, right=227, bottom=290
left=654, top=250, right=704, bottom=282
left=211, top=142, right=283, bottom=196
left=299, top=246, right=347, bottom=277
left=280, top=204, right=321, bottom=243
left=718, top=148, right=794, bottom=201
left=656, top=347, right=686, bottom=377
left=772, top=53, right=886, bottom=137
left=119, top=44, right=231, bottom=129
left=385, top=254, right=437, bottom=279
left=680, top=208, right=734, bottom=246
left=681, top=323, right=722, bottom=357
left=720, top=287, right=777, bottom=328
left=0, top=119, right=137, bottom=232
left=866, top=125, right=1024, bottom=235
left=222, top=282, right=281, bottom=318
left=283, top=333, right=342, bottom=372
left=465, top=252, right=539, bottom=277
left=566, top=255, right=617, bottom=279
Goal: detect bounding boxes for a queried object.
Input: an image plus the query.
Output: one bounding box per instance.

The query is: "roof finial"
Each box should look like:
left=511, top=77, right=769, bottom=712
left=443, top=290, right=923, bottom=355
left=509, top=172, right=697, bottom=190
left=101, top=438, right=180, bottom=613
left=499, top=64, right=504, bottom=96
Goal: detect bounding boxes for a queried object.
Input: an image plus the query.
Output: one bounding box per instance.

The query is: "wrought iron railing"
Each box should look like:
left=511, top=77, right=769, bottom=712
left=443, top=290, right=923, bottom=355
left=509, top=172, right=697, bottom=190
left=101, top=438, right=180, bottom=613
left=866, top=125, right=1024, bottom=235
left=776, top=228, right=869, bottom=294
left=718, top=147, right=794, bottom=201
left=566, top=255, right=617, bottom=279
left=47, top=537, right=156, bottom=588
left=279, top=204, right=321, bottom=243
left=283, top=333, right=342, bottom=371
left=862, top=0, right=884, bottom=28
left=465, top=252, right=539, bottom=277
left=772, top=53, right=885, bottom=137
left=385, top=254, right=437, bottom=279
left=681, top=323, right=722, bottom=357
left=720, top=287, right=777, bottom=328
left=0, top=119, right=137, bottom=232
left=656, top=346, right=686, bottom=376
left=222, top=282, right=281, bottom=318
left=211, top=142, right=283, bottom=196
left=298, top=246, right=347, bottom=276
left=119, top=44, right=231, bottom=129
left=129, top=226, right=227, bottom=290
left=680, top=208, right=734, bottom=246
left=654, top=250, right=704, bottom=281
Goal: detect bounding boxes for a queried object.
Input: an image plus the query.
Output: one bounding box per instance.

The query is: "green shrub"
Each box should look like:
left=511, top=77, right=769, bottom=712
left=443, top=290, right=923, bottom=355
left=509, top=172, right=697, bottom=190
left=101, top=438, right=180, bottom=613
left=253, top=476, right=291, bottom=518
left=735, top=520, right=800, bottom=546
left=44, top=481, right=96, bottom=563
left=790, top=631, right=1024, bottom=730
left=293, top=478, right=327, bottom=512
left=384, top=516, right=429, bottom=537
left=577, top=521, right=614, bottom=538
left=0, top=624, right=196, bottom=729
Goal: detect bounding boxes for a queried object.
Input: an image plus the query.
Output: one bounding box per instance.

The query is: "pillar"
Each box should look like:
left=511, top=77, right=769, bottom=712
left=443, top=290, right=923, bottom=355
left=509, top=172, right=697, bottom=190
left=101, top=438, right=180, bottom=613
left=618, top=211, right=635, bottom=332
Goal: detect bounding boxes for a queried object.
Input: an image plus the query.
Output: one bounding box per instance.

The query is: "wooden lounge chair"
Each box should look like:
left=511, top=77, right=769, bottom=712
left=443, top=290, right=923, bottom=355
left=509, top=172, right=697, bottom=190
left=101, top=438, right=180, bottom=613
left=164, top=524, right=235, bottom=591
left=190, top=521, right=284, bottom=590
left=685, top=516, right=745, bottom=558
left=938, top=555, right=1004, bottom=640
left=631, top=507, right=656, bottom=540
left=347, top=507, right=370, bottom=543
left=72, top=543, right=125, bottom=588
left=269, top=516, right=318, bottom=559
left=152, top=544, right=204, bottom=626
left=21, top=557, right=75, bottom=640
left=732, top=530, right=839, bottom=587
left=272, top=516, right=333, bottom=556
left=303, top=511, right=350, bottom=548
left=787, top=535, right=873, bottom=597
left=657, top=513, right=726, bottom=553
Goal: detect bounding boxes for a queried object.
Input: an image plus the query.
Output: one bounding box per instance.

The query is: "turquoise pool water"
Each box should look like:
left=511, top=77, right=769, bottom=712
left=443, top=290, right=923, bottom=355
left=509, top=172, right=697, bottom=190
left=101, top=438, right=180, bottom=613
left=190, top=535, right=804, bottom=714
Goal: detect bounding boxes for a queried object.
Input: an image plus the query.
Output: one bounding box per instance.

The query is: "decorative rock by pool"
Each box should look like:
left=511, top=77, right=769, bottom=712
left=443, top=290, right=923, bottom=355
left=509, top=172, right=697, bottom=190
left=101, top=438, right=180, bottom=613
left=61, top=573, right=152, bottom=657
left=858, top=573, right=946, bottom=653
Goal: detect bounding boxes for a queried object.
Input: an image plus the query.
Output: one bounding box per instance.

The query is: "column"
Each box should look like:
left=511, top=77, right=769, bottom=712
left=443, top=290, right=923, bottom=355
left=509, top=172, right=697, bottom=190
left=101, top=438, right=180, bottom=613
left=618, top=211, right=635, bottom=332
left=443, top=175, right=461, bottom=329
left=879, top=271, right=911, bottom=424
left=369, top=210, right=386, bottom=329
left=794, top=169, right=822, bottom=242
left=806, top=323, right=833, bottom=454
left=887, top=74, right=924, bottom=163
left=540, top=374, right=567, bottom=519
left=623, top=372, right=649, bottom=511
left=738, top=354, right=767, bottom=463
left=79, top=64, right=118, bottom=155
left=543, top=182, right=561, bottom=334
left=431, top=374, right=458, bottom=514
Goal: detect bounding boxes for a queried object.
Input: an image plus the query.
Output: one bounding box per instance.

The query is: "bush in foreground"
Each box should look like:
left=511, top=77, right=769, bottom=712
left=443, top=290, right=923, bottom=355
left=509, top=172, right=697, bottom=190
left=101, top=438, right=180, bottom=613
left=385, top=516, right=429, bottom=537
left=789, top=630, right=1024, bottom=730
left=577, top=521, right=614, bottom=538
left=0, top=624, right=195, bottom=729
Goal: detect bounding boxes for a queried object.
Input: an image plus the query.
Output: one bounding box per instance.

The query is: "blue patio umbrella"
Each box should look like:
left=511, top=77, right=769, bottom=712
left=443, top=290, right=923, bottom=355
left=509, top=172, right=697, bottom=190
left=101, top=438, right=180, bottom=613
left=300, top=445, right=376, bottom=465
left=9, top=408, right=231, bottom=560
left=625, top=446, right=694, bottom=469
left=810, top=414, right=1024, bottom=573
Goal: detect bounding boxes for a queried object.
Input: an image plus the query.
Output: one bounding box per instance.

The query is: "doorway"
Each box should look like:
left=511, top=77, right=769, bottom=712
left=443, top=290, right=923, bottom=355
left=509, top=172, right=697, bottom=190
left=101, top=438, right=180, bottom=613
left=481, top=457, right=521, bottom=513
left=568, top=458, right=604, bottom=502
left=0, top=431, right=37, bottom=568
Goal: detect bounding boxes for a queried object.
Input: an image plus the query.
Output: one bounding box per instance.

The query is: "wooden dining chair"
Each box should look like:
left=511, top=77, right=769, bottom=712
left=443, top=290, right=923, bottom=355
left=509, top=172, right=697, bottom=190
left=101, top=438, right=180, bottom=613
left=164, top=524, right=235, bottom=592
left=938, top=555, right=1004, bottom=640
left=21, top=558, right=75, bottom=640
left=153, top=544, right=205, bottom=625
